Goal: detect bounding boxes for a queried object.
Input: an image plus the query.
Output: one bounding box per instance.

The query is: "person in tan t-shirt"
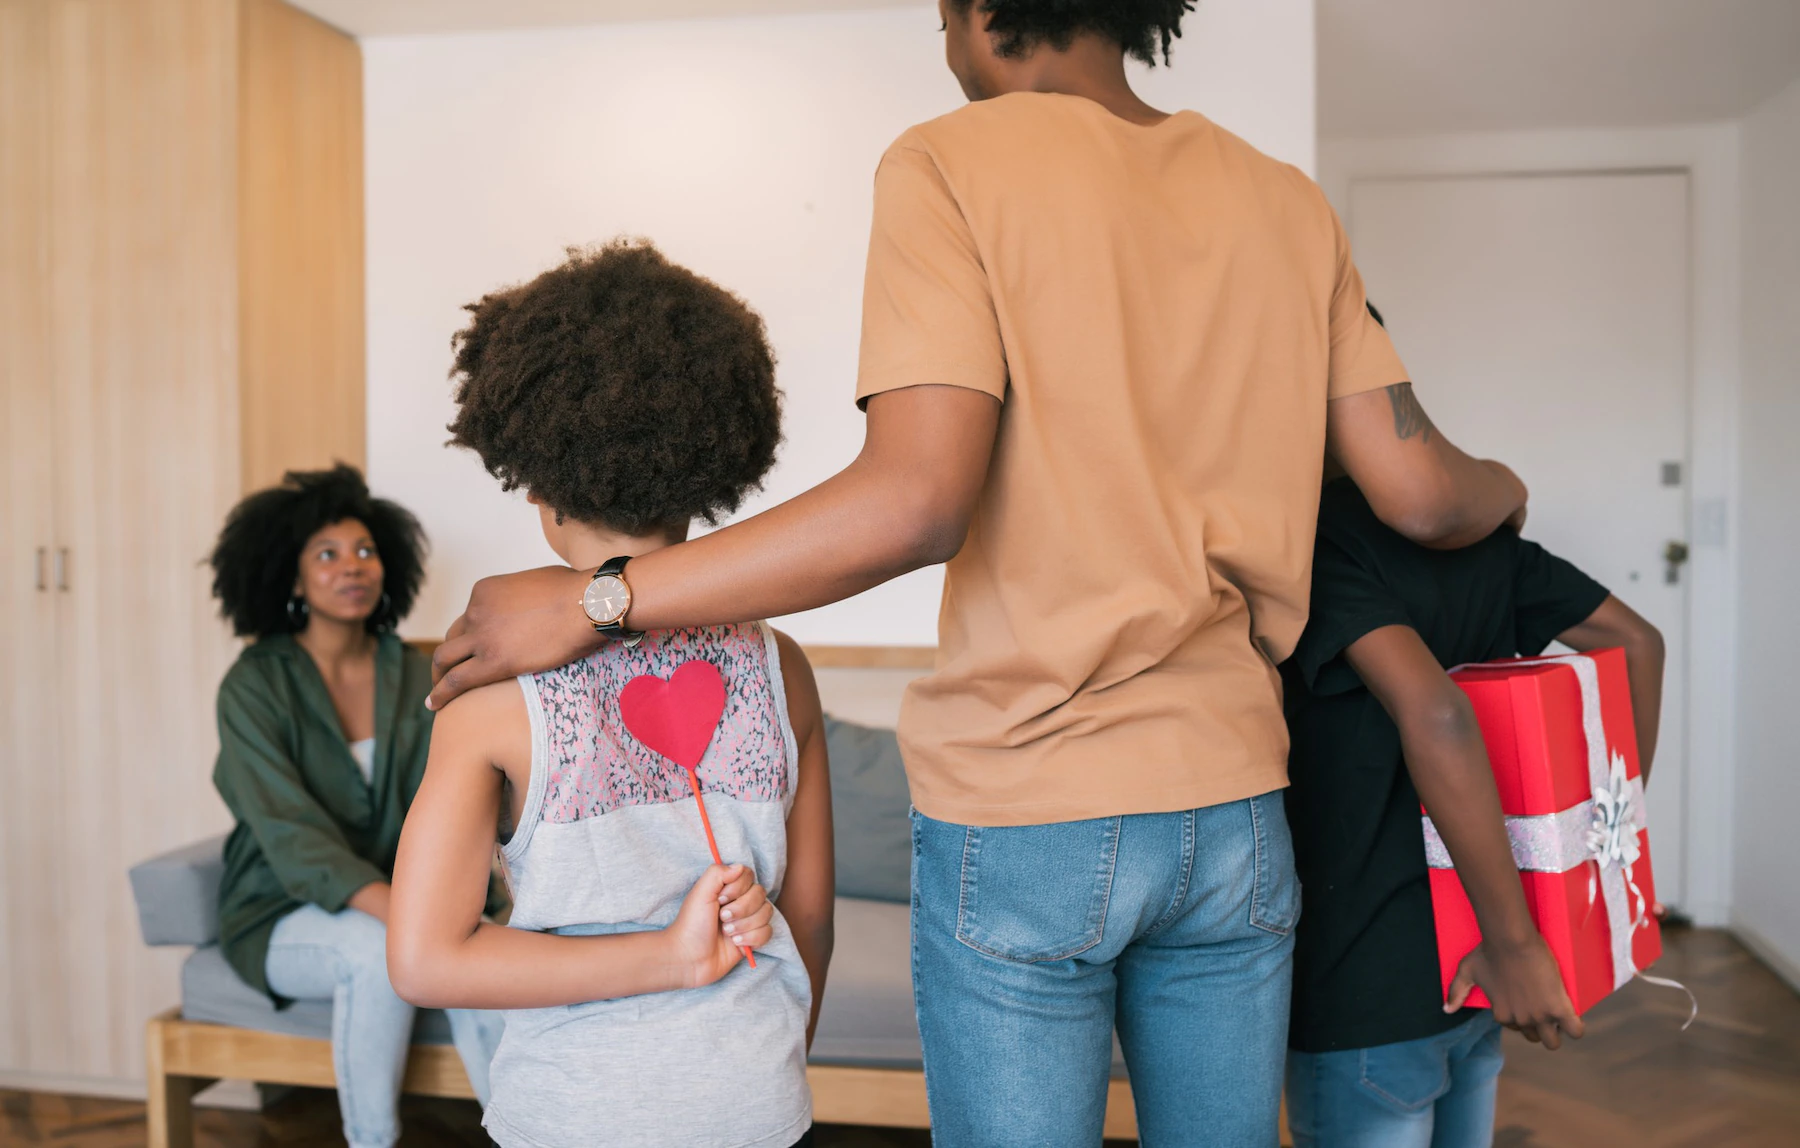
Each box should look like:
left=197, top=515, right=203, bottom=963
left=425, top=2, right=1528, bottom=1143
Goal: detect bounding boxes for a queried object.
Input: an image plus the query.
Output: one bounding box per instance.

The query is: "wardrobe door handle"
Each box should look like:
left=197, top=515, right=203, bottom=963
left=36, top=547, right=48, bottom=591
left=55, top=547, right=69, bottom=591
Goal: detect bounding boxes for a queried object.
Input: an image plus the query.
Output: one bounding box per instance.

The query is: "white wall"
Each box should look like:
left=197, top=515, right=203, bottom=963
left=364, top=1, right=1315, bottom=647
left=1731, top=75, right=1800, bottom=986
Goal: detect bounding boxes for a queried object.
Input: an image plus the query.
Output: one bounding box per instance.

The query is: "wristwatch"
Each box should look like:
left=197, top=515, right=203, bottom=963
left=581, top=556, right=644, bottom=647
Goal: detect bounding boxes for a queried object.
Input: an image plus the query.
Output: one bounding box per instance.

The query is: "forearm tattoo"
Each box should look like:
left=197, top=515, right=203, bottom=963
left=1385, top=382, right=1433, bottom=443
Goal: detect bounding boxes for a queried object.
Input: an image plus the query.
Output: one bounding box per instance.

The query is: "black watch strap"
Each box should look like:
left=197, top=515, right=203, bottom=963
left=590, top=555, right=644, bottom=646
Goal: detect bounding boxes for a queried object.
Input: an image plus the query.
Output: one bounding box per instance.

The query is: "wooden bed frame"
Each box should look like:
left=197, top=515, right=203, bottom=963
left=145, top=1008, right=1139, bottom=1146
left=140, top=646, right=1170, bottom=1144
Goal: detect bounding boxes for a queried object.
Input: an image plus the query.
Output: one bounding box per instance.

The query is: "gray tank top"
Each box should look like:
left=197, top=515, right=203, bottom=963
left=481, top=622, right=812, bottom=1148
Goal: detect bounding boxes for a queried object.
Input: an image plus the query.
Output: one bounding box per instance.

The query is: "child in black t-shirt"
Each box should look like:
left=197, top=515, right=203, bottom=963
left=1280, top=478, right=1665, bottom=1148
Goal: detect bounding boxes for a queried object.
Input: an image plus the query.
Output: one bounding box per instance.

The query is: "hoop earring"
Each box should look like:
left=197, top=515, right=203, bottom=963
left=286, top=596, right=309, bottom=629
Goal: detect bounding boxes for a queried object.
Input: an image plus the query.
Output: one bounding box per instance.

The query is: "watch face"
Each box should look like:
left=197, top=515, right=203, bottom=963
left=583, top=574, right=631, bottom=625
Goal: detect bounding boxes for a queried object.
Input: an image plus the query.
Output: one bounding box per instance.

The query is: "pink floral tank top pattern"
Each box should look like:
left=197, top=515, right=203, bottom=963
left=534, top=623, right=793, bottom=822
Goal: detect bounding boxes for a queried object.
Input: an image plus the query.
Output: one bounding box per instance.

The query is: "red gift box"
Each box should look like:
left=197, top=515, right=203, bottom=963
left=1425, top=648, right=1662, bottom=1015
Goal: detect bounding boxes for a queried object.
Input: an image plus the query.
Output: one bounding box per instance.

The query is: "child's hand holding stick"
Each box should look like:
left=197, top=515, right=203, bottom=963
left=682, top=765, right=756, bottom=968
left=667, top=862, right=773, bottom=988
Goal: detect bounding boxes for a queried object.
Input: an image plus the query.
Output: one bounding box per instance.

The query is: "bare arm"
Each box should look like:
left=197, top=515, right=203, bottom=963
left=1555, top=595, right=1665, bottom=781
left=772, top=631, right=835, bottom=1049
left=1346, top=625, right=1583, bottom=1049
left=427, top=384, right=1000, bottom=709
left=1328, top=383, right=1528, bottom=549
left=387, top=681, right=776, bottom=1009
left=346, top=882, right=391, bottom=923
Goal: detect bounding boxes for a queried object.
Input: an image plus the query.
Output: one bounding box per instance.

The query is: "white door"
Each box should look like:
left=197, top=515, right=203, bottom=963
left=1348, top=172, right=1691, bottom=908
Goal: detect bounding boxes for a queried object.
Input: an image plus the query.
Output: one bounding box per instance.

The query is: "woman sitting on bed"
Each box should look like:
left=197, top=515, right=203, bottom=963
left=206, top=464, right=501, bottom=1148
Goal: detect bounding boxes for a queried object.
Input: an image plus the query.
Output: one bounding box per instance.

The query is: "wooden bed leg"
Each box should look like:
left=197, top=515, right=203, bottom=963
left=146, top=1010, right=204, bottom=1148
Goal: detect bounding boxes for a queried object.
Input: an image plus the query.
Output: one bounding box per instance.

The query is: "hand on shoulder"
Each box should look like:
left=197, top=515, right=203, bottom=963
left=426, top=566, right=601, bottom=711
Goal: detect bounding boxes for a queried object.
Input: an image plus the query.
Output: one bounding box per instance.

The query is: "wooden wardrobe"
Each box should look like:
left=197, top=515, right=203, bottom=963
left=0, top=0, right=362, bottom=1091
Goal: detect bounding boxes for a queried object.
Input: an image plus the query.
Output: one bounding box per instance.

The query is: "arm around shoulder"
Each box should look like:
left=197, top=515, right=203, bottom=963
left=1327, top=383, right=1528, bottom=549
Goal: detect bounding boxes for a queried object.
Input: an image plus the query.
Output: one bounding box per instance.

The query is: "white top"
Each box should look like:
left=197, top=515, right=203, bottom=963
left=348, top=737, right=375, bottom=786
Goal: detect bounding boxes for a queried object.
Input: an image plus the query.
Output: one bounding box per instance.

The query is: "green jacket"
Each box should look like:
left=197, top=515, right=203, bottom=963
left=212, top=632, right=438, bottom=1003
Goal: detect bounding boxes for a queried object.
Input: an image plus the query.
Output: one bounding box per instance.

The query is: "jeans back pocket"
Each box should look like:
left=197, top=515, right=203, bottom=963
left=954, top=816, right=1121, bottom=963
left=1358, top=1039, right=1453, bottom=1113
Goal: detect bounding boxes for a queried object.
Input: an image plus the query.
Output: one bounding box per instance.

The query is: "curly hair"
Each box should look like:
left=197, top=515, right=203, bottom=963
left=446, top=239, right=782, bottom=537
left=949, top=0, right=1195, bottom=66
left=209, top=464, right=428, bottom=639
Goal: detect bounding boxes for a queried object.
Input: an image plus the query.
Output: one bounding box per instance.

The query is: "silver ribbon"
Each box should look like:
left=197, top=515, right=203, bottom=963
left=1425, top=653, right=1650, bottom=992
left=1422, top=773, right=1645, bottom=878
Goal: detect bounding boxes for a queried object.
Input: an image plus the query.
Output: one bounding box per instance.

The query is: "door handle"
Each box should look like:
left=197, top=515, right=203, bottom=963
left=1663, top=540, right=1689, bottom=585
left=55, top=547, right=69, bottom=591
left=36, top=547, right=48, bottom=591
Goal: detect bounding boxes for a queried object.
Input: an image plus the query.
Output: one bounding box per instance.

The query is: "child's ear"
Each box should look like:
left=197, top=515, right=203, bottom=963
left=524, top=490, right=542, bottom=506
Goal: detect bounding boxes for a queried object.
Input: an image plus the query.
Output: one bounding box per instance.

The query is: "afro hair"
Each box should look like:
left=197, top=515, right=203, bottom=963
left=209, top=464, right=427, bottom=639
left=446, top=239, right=783, bottom=537
left=950, top=0, right=1196, bottom=66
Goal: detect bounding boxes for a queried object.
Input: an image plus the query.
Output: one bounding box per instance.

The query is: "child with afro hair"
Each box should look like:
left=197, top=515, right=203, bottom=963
left=386, top=240, right=833, bottom=1148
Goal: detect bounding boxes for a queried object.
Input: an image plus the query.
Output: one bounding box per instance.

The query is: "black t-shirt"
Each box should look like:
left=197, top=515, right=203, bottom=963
left=1281, top=480, right=1609, bottom=1053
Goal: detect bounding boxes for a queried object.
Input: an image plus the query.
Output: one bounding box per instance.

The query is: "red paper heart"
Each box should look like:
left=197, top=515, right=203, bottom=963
left=618, top=661, right=727, bottom=770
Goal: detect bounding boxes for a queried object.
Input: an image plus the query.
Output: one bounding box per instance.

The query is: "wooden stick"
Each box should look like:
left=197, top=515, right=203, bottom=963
left=684, top=766, right=755, bottom=969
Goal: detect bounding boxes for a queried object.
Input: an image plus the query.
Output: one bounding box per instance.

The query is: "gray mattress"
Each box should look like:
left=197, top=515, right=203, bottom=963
left=808, top=898, right=921, bottom=1067
left=181, top=944, right=458, bottom=1045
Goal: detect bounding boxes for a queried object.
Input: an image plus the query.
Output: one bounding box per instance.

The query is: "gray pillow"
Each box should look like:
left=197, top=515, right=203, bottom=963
left=129, top=834, right=227, bottom=947
left=824, top=715, right=912, bottom=903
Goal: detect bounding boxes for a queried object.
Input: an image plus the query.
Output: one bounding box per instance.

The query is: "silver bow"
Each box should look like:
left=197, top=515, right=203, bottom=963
left=1589, top=749, right=1649, bottom=934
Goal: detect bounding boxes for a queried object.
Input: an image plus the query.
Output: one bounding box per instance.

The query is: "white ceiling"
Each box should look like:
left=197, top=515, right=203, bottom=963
left=1319, top=0, right=1800, bottom=138
left=289, top=0, right=1800, bottom=137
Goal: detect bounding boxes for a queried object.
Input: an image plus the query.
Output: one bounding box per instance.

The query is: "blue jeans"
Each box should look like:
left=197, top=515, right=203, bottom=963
left=910, top=792, right=1300, bottom=1148
left=266, top=905, right=503, bottom=1148
left=1285, top=1012, right=1504, bottom=1148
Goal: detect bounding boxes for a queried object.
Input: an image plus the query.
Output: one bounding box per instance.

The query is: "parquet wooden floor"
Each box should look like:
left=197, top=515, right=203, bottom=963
left=4, top=926, right=1794, bottom=1146
left=1494, top=926, right=1800, bottom=1148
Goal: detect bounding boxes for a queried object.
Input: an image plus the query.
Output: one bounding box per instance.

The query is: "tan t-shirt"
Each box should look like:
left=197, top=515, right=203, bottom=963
left=856, top=93, right=1407, bottom=827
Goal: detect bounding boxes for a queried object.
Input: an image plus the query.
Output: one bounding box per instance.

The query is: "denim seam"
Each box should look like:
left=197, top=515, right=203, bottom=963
left=332, top=959, right=398, bottom=1148
left=954, top=823, right=979, bottom=950
left=1090, top=816, right=1121, bottom=951
left=1142, top=809, right=1196, bottom=940
left=1290, top=1049, right=1321, bottom=1146
left=910, top=818, right=932, bottom=1113
left=1247, top=795, right=1294, bottom=937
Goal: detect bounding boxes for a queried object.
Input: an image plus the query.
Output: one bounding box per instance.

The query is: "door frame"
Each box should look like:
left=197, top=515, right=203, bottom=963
left=1319, top=124, right=1742, bottom=926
